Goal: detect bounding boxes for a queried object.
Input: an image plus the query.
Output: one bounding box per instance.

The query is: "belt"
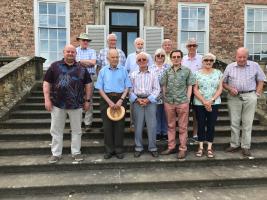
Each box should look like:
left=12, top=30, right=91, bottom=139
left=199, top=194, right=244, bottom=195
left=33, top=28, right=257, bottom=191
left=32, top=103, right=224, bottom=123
left=106, top=92, right=123, bottom=97
left=137, top=94, right=149, bottom=98
left=238, top=90, right=255, bottom=94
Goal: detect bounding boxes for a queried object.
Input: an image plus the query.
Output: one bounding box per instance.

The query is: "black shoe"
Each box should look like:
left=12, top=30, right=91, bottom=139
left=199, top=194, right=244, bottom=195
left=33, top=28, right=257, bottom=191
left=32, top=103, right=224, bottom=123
left=161, top=135, right=168, bottom=141
left=104, top=153, right=113, bottom=159
left=150, top=151, right=159, bottom=157
left=134, top=151, right=143, bottom=158
left=156, top=135, right=161, bottom=141
left=84, top=125, right=91, bottom=132
left=115, top=153, right=124, bottom=159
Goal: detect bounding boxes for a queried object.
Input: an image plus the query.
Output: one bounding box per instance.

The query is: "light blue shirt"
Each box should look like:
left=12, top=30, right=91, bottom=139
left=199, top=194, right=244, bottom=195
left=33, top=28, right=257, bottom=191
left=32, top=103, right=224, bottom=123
left=95, top=65, right=132, bottom=93
left=125, top=52, right=153, bottom=75
left=76, top=46, right=96, bottom=74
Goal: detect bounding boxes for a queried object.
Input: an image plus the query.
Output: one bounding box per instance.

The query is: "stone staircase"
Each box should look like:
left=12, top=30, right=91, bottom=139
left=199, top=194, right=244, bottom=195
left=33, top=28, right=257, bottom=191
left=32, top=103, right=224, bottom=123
left=0, top=82, right=267, bottom=199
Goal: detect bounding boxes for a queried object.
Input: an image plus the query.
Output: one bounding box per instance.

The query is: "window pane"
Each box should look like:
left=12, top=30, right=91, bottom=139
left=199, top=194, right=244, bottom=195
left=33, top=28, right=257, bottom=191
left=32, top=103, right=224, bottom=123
left=247, top=8, right=254, bottom=21
left=247, top=44, right=254, bottom=53
left=58, top=16, right=65, bottom=27
left=57, top=3, right=65, bottom=15
left=39, top=15, right=48, bottom=27
left=49, top=15, right=57, bottom=27
left=263, top=9, right=267, bottom=20
left=190, top=7, right=197, bottom=18
left=263, top=21, right=267, bottom=32
left=113, top=32, right=122, bottom=50
left=254, top=44, right=261, bottom=54
left=58, top=41, right=66, bottom=50
left=255, top=21, right=262, bottom=32
left=48, top=3, right=57, bottom=14
left=247, top=21, right=254, bottom=31
left=246, top=33, right=253, bottom=43
left=261, top=54, right=267, bottom=60
left=188, top=19, right=197, bottom=30
left=181, top=19, right=188, bottom=30
left=40, top=52, right=49, bottom=60
left=262, top=33, right=267, bottom=43
left=40, top=28, right=48, bottom=39
left=198, top=20, right=205, bottom=30
left=181, top=32, right=188, bottom=43
left=39, top=3, right=47, bottom=14
left=49, top=29, right=57, bottom=40
left=198, top=43, right=204, bottom=54
left=40, top=40, right=48, bottom=52
left=111, top=12, right=138, bottom=26
left=197, top=32, right=204, bottom=43
left=58, top=29, right=66, bottom=39
left=198, top=8, right=205, bottom=19
left=50, top=52, right=57, bottom=62
left=49, top=40, right=57, bottom=51
left=58, top=52, right=63, bottom=60
left=254, top=33, right=261, bottom=43
left=255, top=9, right=262, bottom=21
left=189, top=32, right=197, bottom=39
left=182, top=7, right=189, bottom=18
left=262, top=44, right=267, bottom=53
left=127, top=32, right=137, bottom=55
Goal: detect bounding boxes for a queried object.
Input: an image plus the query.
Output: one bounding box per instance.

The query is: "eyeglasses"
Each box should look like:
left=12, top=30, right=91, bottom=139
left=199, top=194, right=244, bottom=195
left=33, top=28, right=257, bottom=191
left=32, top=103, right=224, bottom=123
left=187, top=44, right=198, bottom=48
left=203, top=59, right=214, bottom=62
left=137, top=58, right=147, bottom=62
left=156, top=54, right=165, bottom=58
left=81, top=39, right=89, bottom=42
left=171, top=56, right=181, bottom=59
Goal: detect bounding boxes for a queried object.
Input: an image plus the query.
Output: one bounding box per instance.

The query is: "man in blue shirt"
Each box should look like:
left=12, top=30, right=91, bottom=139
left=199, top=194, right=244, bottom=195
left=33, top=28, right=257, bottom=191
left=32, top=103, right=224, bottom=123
left=76, top=33, right=96, bottom=132
left=95, top=49, right=132, bottom=159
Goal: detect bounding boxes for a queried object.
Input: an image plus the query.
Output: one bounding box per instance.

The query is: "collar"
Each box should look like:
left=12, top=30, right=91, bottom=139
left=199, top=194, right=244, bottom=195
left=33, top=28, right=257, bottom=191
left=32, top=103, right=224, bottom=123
left=234, top=61, right=250, bottom=68
left=186, top=54, right=197, bottom=61
left=108, top=65, right=120, bottom=70
left=62, top=59, right=77, bottom=67
left=138, top=67, right=150, bottom=73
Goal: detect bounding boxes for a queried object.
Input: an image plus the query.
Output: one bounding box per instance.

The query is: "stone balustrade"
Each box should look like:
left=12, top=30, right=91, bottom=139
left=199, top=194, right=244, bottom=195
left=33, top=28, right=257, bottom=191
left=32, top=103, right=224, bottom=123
left=0, top=56, right=45, bottom=119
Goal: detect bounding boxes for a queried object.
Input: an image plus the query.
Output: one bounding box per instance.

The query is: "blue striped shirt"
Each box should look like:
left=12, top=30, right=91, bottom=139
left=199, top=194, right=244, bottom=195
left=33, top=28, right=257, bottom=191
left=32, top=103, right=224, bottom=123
left=76, top=46, right=96, bottom=74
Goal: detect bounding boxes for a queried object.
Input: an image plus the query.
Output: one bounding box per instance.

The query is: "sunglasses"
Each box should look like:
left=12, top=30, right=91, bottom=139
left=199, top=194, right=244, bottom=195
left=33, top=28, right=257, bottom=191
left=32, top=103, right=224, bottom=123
left=137, top=58, right=147, bottom=62
left=156, top=54, right=165, bottom=58
left=204, top=59, right=214, bottom=62
left=171, top=56, right=181, bottom=59
left=187, top=44, right=198, bottom=48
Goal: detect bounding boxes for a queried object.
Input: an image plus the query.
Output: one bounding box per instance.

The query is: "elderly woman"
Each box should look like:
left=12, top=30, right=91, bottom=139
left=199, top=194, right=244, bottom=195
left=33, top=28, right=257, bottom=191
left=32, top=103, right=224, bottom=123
left=193, top=53, right=223, bottom=158
left=151, top=48, right=170, bottom=141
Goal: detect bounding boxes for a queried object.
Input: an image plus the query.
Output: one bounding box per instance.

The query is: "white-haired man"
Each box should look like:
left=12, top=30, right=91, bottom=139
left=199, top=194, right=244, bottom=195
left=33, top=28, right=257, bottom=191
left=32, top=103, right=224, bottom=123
left=97, top=33, right=126, bottom=74
left=162, top=39, right=173, bottom=65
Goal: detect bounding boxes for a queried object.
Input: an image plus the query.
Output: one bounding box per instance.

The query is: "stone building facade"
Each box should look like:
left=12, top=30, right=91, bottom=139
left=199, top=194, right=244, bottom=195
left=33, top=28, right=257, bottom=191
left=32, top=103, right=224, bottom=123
left=1, top=0, right=267, bottom=67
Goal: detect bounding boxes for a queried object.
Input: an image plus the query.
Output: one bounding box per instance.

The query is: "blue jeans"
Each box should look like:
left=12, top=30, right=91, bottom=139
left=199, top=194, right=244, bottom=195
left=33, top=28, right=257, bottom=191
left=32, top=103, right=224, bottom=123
left=133, top=102, right=157, bottom=152
left=156, top=104, right=167, bottom=136
left=195, top=105, right=219, bottom=143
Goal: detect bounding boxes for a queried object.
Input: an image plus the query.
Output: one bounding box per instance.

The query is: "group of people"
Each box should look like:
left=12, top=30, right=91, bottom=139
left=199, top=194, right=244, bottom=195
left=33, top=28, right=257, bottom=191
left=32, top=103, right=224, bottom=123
left=43, top=32, right=266, bottom=164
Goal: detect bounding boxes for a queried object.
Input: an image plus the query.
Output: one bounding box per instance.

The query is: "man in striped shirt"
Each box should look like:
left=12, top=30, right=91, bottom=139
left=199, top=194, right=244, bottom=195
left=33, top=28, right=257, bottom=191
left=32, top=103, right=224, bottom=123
left=129, top=52, right=160, bottom=158
left=223, top=47, right=266, bottom=157
left=76, top=33, right=96, bottom=132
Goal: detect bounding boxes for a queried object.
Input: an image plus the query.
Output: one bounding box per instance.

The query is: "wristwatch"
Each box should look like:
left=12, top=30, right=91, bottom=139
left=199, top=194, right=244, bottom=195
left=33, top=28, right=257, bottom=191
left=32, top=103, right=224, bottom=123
left=211, top=97, right=215, bottom=102
left=85, top=99, right=91, bottom=102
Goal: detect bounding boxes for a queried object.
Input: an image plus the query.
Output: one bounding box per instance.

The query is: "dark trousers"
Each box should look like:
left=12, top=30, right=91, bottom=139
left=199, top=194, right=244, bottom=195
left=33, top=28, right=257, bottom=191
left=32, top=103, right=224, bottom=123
left=100, top=95, right=126, bottom=154
left=195, top=105, right=219, bottom=143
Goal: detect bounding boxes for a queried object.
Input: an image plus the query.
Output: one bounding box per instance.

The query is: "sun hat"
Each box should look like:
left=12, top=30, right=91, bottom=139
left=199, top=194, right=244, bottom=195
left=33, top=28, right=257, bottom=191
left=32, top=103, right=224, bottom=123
left=107, top=106, right=125, bottom=121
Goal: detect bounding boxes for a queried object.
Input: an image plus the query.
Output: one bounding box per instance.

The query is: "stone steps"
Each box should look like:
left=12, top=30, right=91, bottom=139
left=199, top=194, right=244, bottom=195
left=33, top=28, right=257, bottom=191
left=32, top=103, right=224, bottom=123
left=1, top=162, right=267, bottom=196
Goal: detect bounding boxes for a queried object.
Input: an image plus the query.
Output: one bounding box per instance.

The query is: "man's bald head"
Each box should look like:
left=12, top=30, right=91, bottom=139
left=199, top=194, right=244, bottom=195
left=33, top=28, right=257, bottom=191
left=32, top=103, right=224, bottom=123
left=107, top=48, right=119, bottom=67
left=63, top=44, right=76, bottom=65
left=236, top=47, right=249, bottom=67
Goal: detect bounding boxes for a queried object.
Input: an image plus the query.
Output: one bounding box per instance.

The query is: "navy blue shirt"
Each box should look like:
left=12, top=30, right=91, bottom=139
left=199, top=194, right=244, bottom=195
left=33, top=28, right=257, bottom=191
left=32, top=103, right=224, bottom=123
left=44, top=59, right=92, bottom=109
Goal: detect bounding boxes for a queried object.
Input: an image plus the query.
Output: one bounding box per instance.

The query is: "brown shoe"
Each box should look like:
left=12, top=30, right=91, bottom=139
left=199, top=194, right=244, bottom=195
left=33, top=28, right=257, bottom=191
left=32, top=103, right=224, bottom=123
left=177, top=150, right=186, bottom=160
left=160, top=148, right=176, bottom=155
left=242, top=148, right=251, bottom=157
left=225, top=146, right=240, bottom=153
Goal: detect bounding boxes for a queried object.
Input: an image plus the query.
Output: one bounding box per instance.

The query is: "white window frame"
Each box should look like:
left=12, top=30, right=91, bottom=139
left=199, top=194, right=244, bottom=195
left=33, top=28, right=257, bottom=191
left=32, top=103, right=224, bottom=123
left=105, top=5, right=144, bottom=38
left=178, top=3, right=209, bottom=54
left=34, top=0, right=70, bottom=68
left=244, top=5, right=267, bottom=61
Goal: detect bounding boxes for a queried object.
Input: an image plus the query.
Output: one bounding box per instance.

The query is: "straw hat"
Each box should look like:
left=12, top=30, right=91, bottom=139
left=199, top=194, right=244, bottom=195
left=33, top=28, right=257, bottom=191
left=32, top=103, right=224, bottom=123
left=107, top=106, right=125, bottom=121
left=76, top=33, right=92, bottom=41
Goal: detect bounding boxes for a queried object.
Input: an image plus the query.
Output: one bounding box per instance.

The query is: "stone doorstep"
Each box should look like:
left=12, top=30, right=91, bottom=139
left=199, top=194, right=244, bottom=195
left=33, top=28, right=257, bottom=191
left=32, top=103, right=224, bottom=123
left=1, top=162, right=267, bottom=196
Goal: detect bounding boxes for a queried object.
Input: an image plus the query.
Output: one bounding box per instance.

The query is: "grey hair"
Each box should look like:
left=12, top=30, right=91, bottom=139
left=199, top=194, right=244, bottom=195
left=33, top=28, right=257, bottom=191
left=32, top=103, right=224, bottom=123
left=154, top=48, right=166, bottom=61
left=186, top=38, right=197, bottom=46
left=134, top=37, right=144, bottom=44
left=107, top=33, right=117, bottom=41
left=136, top=51, right=149, bottom=61
left=202, top=53, right=216, bottom=61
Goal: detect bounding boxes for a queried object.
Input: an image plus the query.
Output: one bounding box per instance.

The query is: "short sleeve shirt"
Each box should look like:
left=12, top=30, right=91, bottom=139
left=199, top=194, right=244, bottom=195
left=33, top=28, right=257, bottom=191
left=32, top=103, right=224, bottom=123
left=194, top=69, right=223, bottom=105
left=161, top=65, right=195, bottom=105
left=44, top=59, right=92, bottom=109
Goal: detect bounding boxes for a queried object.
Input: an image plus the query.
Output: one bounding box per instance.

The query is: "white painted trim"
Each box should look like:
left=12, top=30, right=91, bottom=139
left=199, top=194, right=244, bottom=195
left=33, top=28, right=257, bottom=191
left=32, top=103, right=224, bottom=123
left=178, top=2, right=209, bottom=54
left=105, top=5, right=144, bottom=38
left=33, top=0, right=70, bottom=68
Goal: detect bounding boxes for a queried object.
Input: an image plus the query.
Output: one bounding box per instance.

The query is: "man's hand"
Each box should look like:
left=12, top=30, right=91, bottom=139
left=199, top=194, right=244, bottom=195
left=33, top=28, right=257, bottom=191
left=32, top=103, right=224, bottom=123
left=115, top=99, right=123, bottom=108
left=83, top=102, right=90, bottom=111
left=229, top=87, right=238, bottom=96
left=44, top=99, right=53, bottom=112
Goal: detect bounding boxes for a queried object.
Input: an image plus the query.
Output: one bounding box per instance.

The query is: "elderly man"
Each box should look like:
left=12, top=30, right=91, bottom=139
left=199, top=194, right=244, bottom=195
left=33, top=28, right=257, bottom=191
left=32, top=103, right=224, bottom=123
left=162, top=39, right=173, bottom=65
left=161, top=50, right=195, bottom=160
left=43, top=45, right=92, bottom=164
left=182, top=38, right=203, bottom=143
left=95, top=49, right=132, bottom=159
left=76, top=33, right=96, bottom=132
left=129, top=52, right=160, bottom=158
left=97, top=33, right=126, bottom=74
left=125, top=37, right=153, bottom=75
left=223, top=47, right=266, bottom=157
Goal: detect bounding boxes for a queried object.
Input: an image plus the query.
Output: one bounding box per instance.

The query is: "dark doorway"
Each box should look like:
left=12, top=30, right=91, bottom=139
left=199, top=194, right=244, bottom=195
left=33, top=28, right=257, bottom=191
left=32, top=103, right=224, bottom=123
left=109, top=9, right=139, bottom=56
